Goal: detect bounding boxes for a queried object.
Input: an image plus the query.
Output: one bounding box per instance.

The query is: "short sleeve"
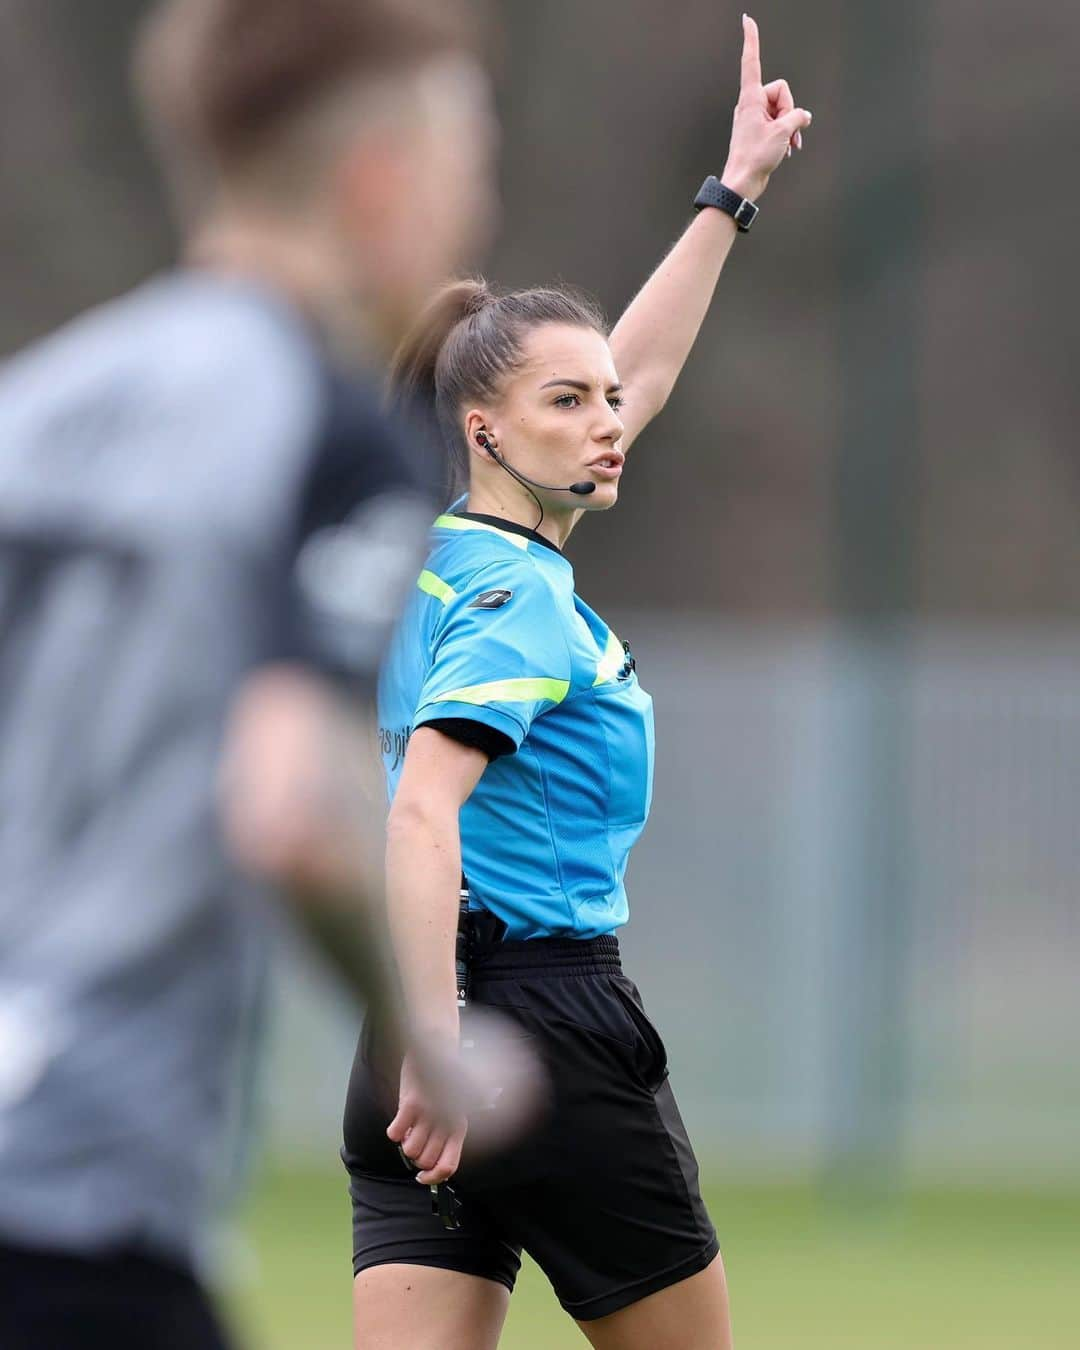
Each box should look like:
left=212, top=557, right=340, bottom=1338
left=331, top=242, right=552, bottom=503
left=274, top=370, right=435, bottom=690
left=421, top=717, right=517, bottom=761
left=413, top=562, right=572, bottom=751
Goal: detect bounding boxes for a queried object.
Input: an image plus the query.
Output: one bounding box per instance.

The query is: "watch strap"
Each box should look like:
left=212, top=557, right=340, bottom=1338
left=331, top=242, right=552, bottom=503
left=693, top=175, right=759, bottom=232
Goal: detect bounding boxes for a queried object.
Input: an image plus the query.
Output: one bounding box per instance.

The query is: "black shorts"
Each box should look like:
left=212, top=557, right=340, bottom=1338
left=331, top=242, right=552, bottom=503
left=0, top=1240, right=234, bottom=1350
left=342, top=933, right=718, bottom=1323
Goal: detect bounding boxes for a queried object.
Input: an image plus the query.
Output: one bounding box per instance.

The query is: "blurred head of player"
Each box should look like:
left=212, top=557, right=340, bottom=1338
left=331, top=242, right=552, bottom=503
left=391, top=279, right=625, bottom=517
left=134, top=0, right=499, bottom=346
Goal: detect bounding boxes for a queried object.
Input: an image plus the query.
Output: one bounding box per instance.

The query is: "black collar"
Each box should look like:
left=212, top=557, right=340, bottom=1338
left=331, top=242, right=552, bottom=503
left=453, top=511, right=565, bottom=557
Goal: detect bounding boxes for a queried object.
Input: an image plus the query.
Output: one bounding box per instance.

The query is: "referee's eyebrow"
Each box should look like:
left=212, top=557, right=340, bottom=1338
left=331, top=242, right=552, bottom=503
left=540, top=378, right=624, bottom=394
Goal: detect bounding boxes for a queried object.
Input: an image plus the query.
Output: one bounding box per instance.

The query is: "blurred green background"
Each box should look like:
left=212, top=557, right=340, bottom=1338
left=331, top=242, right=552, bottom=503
left=223, top=1168, right=1080, bottom=1349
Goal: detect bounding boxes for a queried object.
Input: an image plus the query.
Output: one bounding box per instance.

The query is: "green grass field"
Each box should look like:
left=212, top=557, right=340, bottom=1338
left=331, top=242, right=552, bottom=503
left=222, top=1168, right=1080, bottom=1348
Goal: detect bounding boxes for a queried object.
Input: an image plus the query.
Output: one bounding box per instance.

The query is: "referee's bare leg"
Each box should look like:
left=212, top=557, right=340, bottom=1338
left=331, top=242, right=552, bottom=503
left=354, top=1267, right=510, bottom=1350
left=576, top=1253, right=733, bottom=1350
left=354, top=1255, right=732, bottom=1349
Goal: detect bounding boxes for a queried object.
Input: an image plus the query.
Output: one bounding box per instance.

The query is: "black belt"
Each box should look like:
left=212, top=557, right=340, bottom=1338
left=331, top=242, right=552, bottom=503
left=463, top=895, right=621, bottom=980
left=470, top=931, right=622, bottom=977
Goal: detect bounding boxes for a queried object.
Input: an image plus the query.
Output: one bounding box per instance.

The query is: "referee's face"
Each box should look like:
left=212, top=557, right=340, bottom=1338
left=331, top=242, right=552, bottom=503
left=487, top=324, right=626, bottom=513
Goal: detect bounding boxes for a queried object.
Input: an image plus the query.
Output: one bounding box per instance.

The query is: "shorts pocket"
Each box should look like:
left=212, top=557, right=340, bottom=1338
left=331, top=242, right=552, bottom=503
left=608, top=975, right=669, bottom=1093
left=477, top=975, right=635, bottom=1048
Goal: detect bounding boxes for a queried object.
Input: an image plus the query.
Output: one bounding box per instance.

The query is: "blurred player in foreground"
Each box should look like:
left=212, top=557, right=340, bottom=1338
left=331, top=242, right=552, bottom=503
left=0, top=1, right=524, bottom=1346
left=344, top=15, right=810, bottom=1350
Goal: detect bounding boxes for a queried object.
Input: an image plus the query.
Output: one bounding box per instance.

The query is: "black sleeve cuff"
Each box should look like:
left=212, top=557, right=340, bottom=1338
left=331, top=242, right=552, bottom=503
left=423, top=717, right=516, bottom=761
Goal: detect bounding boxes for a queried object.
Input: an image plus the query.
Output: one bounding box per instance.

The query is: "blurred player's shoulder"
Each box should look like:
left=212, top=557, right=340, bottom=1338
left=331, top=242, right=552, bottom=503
left=0, top=271, right=381, bottom=548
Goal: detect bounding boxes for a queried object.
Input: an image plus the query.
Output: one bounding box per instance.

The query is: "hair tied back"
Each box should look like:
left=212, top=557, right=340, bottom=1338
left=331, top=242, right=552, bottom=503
left=388, top=274, right=607, bottom=496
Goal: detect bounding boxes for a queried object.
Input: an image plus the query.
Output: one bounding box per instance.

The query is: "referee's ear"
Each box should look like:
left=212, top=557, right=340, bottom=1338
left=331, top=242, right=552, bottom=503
left=464, top=410, right=498, bottom=460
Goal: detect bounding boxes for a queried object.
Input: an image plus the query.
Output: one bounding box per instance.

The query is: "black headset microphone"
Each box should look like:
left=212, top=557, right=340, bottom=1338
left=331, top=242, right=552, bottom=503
left=475, top=432, right=596, bottom=498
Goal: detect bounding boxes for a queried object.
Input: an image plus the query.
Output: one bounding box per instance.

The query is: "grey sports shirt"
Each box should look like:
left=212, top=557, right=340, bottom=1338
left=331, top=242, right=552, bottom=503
left=0, top=272, right=429, bottom=1268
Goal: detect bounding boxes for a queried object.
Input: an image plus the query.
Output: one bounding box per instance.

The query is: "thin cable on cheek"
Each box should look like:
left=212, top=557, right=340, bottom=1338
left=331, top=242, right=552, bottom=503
left=528, top=483, right=544, bottom=533
left=516, top=417, right=545, bottom=532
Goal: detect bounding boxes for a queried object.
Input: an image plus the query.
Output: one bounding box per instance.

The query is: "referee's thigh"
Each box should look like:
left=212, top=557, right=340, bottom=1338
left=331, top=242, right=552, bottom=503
left=575, top=1251, right=732, bottom=1350
left=353, top=1263, right=509, bottom=1350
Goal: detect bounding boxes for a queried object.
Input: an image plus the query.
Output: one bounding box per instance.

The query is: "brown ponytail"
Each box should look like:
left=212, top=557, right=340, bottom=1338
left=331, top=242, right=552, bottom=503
left=388, top=278, right=491, bottom=419
left=389, top=276, right=607, bottom=493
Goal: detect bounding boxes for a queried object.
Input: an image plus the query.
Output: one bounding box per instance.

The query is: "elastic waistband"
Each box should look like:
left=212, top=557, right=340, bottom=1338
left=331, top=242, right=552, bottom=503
left=470, top=933, right=621, bottom=980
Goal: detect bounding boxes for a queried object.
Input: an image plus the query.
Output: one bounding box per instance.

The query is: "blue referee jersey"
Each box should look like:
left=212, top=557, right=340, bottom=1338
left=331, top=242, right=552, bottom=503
left=378, top=508, right=655, bottom=939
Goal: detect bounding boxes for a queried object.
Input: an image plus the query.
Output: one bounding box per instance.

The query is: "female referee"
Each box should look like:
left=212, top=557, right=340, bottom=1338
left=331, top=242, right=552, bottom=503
left=343, top=17, right=810, bottom=1350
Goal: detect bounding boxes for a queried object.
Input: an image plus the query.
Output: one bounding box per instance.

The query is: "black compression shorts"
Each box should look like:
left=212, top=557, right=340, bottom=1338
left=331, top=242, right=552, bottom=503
left=342, top=934, right=719, bottom=1322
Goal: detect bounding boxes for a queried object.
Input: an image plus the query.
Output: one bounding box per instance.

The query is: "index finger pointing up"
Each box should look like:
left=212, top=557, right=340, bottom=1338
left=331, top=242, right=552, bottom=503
left=741, top=13, right=763, bottom=91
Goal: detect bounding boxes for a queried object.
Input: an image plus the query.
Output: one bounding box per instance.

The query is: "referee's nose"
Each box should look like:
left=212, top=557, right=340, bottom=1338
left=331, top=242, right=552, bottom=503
left=598, top=405, right=625, bottom=444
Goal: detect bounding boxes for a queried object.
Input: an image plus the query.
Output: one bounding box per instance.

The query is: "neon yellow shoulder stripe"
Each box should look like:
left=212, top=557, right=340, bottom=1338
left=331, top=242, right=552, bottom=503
left=593, top=629, right=624, bottom=686
left=417, top=569, right=457, bottom=605
left=433, top=676, right=570, bottom=707
left=434, top=514, right=530, bottom=550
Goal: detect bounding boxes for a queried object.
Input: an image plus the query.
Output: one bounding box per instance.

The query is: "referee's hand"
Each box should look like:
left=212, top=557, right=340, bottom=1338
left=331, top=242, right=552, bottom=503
left=388, top=1046, right=467, bottom=1185
left=388, top=1010, right=546, bottom=1184
left=721, top=13, right=813, bottom=204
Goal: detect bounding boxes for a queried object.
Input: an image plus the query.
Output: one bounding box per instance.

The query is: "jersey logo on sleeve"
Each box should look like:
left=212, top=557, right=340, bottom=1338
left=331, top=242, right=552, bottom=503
left=468, top=589, right=513, bottom=610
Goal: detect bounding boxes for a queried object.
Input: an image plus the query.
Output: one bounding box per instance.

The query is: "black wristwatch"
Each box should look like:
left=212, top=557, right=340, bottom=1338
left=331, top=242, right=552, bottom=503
left=693, top=175, right=759, bottom=233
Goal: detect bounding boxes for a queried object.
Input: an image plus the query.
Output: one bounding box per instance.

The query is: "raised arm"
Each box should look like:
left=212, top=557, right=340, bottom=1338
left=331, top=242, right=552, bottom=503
left=610, top=15, right=812, bottom=452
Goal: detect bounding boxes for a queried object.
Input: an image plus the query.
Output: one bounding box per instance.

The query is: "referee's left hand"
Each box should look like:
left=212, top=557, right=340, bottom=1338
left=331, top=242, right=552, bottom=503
left=388, top=1009, right=546, bottom=1184
left=389, top=1047, right=467, bottom=1185
left=721, top=14, right=812, bottom=204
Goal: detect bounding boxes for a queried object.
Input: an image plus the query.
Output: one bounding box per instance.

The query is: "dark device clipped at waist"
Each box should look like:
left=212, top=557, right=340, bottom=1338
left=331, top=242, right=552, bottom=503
left=431, top=882, right=472, bottom=1229
left=455, top=881, right=470, bottom=1008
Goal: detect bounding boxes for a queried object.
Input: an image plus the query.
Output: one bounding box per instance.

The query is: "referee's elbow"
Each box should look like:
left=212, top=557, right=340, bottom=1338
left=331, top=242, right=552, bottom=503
left=386, top=788, right=457, bottom=850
